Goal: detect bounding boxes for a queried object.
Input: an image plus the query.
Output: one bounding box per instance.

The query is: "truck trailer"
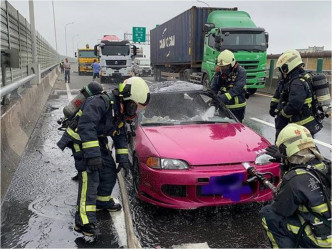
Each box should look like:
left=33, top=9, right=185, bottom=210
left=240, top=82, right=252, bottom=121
left=150, top=7, right=269, bottom=94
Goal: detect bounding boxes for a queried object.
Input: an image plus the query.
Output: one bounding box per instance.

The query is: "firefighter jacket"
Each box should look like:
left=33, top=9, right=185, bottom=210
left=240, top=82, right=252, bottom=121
left=271, top=159, right=331, bottom=247
left=57, top=92, right=129, bottom=163
left=211, top=64, right=247, bottom=110
left=272, top=67, right=322, bottom=135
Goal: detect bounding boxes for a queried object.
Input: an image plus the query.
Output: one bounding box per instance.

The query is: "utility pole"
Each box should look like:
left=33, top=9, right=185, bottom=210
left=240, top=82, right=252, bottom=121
left=52, top=0, right=58, bottom=57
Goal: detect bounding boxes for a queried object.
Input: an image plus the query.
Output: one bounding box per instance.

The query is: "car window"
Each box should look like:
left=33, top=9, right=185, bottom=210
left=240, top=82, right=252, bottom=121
left=140, top=91, right=236, bottom=126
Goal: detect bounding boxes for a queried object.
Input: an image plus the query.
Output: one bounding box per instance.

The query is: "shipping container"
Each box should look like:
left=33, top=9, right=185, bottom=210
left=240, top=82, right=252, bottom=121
left=150, top=7, right=237, bottom=66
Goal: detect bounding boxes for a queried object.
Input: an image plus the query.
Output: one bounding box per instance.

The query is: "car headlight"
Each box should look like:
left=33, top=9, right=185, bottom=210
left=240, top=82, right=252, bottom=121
left=146, top=157, right=189, bottom=170
left=255, top=153, right=274, bottom=165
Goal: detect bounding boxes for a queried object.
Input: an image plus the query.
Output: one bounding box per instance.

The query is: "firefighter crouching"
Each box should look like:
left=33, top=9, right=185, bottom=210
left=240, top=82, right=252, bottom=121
left=260, top=123, right=331, bottom=248
left=57, top=77, right=150, bottom=237
left=211, top=49, right=247, bottom=123
left=269, top=50, right=322, bottom=141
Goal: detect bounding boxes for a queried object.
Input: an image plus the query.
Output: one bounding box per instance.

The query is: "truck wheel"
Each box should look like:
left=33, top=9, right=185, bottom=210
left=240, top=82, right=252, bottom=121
left=184, top=70, right=190, bottom=82
left=155, top=69, right=162, bottom=82
left=247, top=88, right=257, bottom=95
left=202, top=74, right=210, bottom=90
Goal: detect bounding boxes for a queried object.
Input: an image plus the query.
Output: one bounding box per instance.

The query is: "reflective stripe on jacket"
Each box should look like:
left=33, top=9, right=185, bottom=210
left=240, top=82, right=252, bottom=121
left=211, top=65, right=247, bottom=110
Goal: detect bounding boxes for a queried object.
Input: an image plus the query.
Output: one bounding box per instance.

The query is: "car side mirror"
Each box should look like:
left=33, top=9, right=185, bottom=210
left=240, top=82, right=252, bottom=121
left=74, top=52, right=77, bottom=58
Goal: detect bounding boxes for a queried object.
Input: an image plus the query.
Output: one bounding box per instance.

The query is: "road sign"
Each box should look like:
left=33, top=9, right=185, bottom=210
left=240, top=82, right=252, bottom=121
left=132, top=27, right=146, bottom=42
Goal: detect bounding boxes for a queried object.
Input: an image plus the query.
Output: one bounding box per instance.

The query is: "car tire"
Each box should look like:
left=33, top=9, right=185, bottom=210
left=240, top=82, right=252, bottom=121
left=132, top=156, right=140, bottom=196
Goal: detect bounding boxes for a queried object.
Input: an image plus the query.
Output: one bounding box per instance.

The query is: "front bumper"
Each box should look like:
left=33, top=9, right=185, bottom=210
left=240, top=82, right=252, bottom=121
left=137, top=162, right=280, bottom=209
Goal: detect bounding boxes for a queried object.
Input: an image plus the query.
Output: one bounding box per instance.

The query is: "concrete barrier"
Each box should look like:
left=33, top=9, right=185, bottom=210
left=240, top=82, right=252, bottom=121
left=1, top=67, right=59, bottom=200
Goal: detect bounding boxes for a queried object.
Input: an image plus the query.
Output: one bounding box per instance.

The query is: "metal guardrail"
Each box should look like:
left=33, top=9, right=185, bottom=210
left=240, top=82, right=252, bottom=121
left=0, top=1, right=59, bottom=88
left=0, top=63, right=58, bottom=98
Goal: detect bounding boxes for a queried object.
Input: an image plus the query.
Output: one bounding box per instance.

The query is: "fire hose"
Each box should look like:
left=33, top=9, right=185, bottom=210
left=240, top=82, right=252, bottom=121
left=242, top=162, right=277, bottom=195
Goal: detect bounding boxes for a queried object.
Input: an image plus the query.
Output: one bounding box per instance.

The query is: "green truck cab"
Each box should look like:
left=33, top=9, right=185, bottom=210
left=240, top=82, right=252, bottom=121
left=150, top=7, right=269, bottom=94
left=202, top=10, right=269, bottom=93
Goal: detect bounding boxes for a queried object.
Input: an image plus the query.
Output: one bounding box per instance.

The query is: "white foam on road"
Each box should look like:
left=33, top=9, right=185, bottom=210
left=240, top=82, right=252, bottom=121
left=110, top=198, right=127, bottom=248
left=250, top=117, right=332, bottom=149
left=65, top=82, right=73, bottom=101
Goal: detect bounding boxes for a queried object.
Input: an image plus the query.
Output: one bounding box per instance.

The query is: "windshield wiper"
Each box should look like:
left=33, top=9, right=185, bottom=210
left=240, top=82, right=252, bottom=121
left=179, top=120, right=228, bottom=124
left=141, top=122, right=176, bottom=126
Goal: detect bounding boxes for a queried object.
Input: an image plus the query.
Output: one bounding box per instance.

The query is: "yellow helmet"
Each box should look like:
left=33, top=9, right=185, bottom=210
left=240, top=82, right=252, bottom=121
left=120, top=76, right=150, bottom=106
left=276, top=50, right=303, bottom=74
left=217, top=49, right=236, bottom=67
left=276, top=123, right=315, bottom=158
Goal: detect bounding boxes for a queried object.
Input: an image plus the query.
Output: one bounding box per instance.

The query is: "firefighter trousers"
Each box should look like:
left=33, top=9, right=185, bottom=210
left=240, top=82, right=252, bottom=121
left=74, top=144, right=117, bottom=226
left=260, top=205, right=323, bottom=248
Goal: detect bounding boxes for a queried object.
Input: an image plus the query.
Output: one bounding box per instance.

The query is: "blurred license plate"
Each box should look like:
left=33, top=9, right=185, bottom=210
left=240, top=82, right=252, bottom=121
left=201, top=174, right=252, bottom=201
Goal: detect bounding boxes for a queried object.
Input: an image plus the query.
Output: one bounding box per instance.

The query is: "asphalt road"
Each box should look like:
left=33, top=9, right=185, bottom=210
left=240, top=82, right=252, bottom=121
left=1, top=67, right=331, bottom=248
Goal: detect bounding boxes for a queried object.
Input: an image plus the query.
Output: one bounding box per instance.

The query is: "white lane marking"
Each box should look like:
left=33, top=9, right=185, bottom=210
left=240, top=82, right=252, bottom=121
left=255, top=92, right=273, bottom=98
left=145, top=80, right=153, bottom=84
left=65, top=82, right=73, bottom=101
left=250, top=117, right=332, bottom=149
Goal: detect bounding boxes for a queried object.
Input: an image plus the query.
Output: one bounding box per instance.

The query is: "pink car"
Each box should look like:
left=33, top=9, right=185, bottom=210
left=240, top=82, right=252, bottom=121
left=128, top=84, right=280, bottom=209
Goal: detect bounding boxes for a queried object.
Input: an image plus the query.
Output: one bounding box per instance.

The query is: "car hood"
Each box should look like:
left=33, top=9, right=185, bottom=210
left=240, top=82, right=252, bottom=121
left=141, top=123, right=269, bottom=165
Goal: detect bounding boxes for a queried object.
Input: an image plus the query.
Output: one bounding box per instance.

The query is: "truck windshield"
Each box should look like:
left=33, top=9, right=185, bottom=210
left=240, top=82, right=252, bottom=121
left=221, top=32, right=267, bottom=52
left=78, top=50, right=97, bottom=58
left=101, top=45, right=130, bottom=56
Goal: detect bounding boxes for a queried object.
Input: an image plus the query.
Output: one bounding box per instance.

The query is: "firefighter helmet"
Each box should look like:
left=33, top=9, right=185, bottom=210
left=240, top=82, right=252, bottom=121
left=217, top=49, right=236, bottom=67
left=276, top=50, right=304, bottom=74
left=120, top=77, right=150, bottom=106
left=276, top=123, right=315, bottom=158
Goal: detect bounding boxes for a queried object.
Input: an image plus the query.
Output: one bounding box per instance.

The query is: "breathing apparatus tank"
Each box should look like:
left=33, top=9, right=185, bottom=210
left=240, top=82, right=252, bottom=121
left=63, top=82, right=103, bottom=118
left=311, top=74, right=331, bottom=119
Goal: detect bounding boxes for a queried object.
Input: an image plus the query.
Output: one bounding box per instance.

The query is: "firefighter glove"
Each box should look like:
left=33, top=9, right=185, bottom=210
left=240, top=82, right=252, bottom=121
left=265, top=145, right=282, bottom=163
left=116, top=162, right=131, bottom=177
left=269, top=108, right=278, bottom=117
left=87, top=157, right=103, bottom=171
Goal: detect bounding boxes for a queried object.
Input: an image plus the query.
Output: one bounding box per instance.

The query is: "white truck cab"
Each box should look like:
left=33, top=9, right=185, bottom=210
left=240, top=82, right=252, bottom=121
left=94, top=39, right=137, bottom=83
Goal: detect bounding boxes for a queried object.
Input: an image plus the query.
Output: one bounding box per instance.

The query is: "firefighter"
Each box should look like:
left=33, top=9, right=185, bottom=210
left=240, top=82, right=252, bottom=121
left=269, top=49, right=322, bottom=141
left=57, top=77, right=150, bottom=237
left=260, top=123, right=331, bottom=248
left=211, top=49, right=247, bottom=122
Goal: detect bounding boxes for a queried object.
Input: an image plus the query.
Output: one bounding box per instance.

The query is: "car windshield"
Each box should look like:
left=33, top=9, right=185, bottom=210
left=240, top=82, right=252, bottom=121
left=140, top=91, right=236, bottom=126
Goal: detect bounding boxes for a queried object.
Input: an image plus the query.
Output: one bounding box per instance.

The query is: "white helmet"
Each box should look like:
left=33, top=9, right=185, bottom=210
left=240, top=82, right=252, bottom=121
left=217, top=49, right=236, bottom=67
left=276, top=50, right=304, bottom=74
left=120, top=77, right=150, bottom=106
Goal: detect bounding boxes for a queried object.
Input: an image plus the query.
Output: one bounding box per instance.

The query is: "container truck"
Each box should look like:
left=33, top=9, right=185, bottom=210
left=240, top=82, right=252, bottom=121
left=75, top=44, right=99, bottom=75
left=94, top=35, right=137, bottom=83
left=150, top=6, right=269, bottom=94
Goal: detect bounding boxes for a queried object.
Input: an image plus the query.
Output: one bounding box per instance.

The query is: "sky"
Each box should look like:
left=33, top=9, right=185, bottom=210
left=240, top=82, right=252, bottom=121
left=8, top=0, right=332, bottom=58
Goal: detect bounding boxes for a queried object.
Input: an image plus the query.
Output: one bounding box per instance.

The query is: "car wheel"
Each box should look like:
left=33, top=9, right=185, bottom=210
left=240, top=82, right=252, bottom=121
left=202, top=74, right=210, bottom=90
left=132, top=156, right=140, bottom=196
